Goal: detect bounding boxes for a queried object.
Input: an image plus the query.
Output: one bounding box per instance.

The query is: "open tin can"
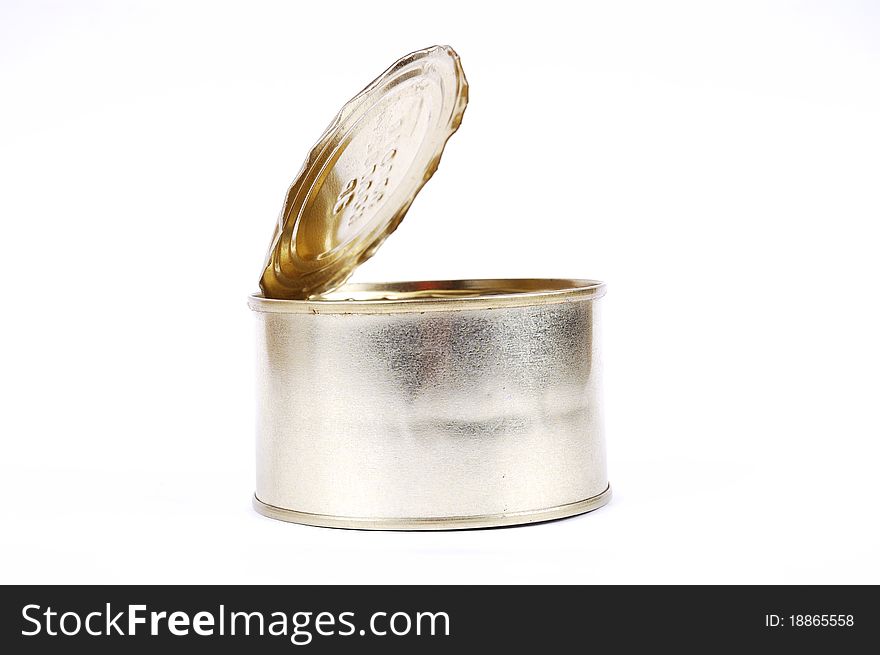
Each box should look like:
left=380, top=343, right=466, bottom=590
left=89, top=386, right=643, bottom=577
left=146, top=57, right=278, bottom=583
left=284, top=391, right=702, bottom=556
left=249, top=47, right=610, bottom=529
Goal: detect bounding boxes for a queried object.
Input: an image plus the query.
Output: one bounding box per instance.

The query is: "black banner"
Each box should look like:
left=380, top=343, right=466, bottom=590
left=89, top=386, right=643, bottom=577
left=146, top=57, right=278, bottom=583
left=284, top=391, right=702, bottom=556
left=1, top=586, right=875, bottom=652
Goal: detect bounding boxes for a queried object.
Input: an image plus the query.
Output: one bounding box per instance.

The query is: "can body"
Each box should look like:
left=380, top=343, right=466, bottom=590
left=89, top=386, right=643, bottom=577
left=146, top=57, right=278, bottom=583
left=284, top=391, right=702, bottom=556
left=249, top=279, right=609, bottom=529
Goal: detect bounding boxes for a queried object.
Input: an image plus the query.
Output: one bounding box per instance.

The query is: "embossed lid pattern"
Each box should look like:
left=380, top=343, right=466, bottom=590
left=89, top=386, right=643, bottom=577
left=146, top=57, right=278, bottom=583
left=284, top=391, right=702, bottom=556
left=259, top=45, right=468, bottom=299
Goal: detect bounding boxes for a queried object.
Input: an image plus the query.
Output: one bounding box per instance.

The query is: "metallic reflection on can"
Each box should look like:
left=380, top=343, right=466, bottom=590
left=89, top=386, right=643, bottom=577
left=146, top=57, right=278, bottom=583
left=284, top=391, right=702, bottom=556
left=249, top=279, right=609, bottom=530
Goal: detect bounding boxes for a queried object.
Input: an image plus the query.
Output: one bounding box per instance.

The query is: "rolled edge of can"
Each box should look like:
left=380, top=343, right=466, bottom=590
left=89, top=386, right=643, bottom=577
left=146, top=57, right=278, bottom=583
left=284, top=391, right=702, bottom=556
left=252, top=485, right=611, bottom=531
left=247, top=279, right=606, bottom=315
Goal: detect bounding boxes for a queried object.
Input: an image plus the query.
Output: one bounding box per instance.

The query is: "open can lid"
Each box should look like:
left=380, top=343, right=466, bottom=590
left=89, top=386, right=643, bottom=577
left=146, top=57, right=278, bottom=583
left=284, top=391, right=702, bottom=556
left=259, top=45, right=469, bottom=299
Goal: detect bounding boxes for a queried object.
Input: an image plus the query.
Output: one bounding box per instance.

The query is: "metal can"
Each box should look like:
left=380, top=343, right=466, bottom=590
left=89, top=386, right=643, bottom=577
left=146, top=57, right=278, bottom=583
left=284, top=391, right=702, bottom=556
left=249, top=47, right=610, bottom=528
left=249, top=279, right=609, bottom=529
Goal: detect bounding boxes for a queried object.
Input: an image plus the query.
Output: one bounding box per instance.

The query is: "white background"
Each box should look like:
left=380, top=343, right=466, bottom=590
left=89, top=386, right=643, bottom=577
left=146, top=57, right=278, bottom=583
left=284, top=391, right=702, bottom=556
left=2, top=0, right=878, bottom=584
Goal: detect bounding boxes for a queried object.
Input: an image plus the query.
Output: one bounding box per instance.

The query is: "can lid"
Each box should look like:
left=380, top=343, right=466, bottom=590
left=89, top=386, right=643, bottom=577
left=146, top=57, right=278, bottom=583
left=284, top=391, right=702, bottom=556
left=259, top=46, right=469, bottom=299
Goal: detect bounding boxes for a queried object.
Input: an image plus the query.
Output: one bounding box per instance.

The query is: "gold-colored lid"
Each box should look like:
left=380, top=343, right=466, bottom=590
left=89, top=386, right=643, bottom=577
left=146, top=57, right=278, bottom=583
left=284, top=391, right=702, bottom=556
left=259, top=45, right=468, bottom=299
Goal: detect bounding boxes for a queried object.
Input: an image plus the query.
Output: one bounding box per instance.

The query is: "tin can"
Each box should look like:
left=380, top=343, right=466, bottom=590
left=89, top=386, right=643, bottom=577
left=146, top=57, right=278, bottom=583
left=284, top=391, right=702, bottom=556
left=249, top=47, right=611, bottom=528
left=249, top=279, right=609, bottom=529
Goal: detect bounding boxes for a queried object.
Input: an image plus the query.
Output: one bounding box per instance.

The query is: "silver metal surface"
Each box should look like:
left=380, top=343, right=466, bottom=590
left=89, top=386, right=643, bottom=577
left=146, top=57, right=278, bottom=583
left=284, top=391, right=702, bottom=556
left=249, top=279, right=608, bottom=530
left=253, top=487, right=611, bottom=531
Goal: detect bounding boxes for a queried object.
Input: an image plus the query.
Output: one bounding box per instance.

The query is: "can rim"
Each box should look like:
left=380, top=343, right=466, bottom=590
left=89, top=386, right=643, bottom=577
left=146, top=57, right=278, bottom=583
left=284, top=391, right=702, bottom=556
left=248, top=278, right=605, bottom=314
left=252, top=485, right=611, bottom=530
